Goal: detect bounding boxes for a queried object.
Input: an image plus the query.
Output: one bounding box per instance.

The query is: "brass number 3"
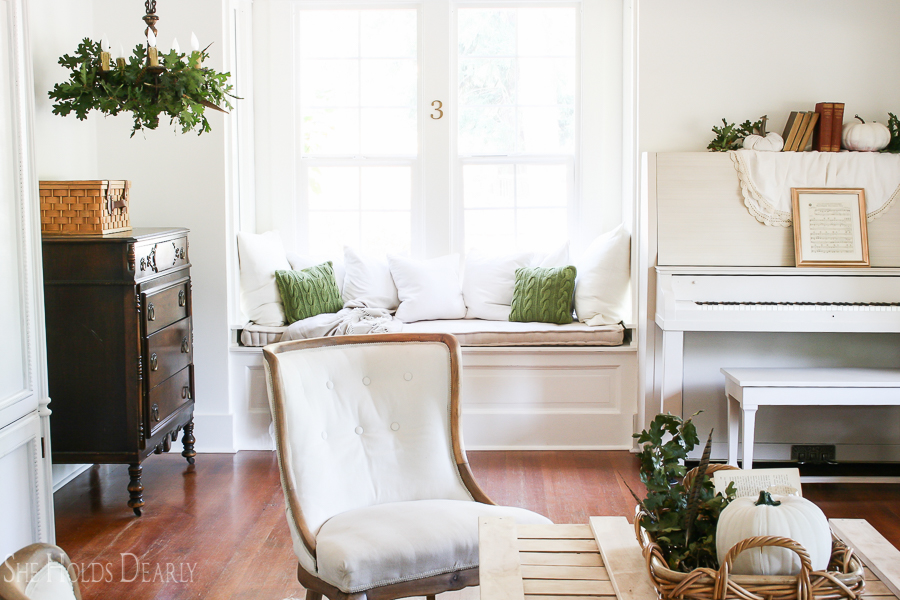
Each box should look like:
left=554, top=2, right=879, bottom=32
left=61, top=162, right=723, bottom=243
left=430, top=100, right=443, bottom=120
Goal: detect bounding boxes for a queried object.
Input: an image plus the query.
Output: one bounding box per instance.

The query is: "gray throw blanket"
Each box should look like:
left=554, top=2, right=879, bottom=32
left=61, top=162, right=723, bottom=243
left=282, top=300, right=402, bottom=340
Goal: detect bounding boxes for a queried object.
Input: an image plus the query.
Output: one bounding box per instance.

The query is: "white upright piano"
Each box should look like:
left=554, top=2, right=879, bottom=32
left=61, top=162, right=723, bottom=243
left=640, top=153, right=900, bottom=461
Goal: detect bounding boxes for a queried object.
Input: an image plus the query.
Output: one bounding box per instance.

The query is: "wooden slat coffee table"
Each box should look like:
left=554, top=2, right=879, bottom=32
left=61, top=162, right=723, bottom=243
left=478, top=517, right=900, bottom=600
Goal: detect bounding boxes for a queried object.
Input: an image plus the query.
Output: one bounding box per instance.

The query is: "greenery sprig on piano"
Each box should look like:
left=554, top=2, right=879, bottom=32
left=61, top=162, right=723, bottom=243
left=628, top=413, right=735, bottom=572
left=707, top=117, right=765, bottom=152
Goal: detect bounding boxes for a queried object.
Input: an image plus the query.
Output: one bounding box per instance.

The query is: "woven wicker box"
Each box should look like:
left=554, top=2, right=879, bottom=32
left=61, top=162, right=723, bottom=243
left=39, top=180, right=131, bottom=235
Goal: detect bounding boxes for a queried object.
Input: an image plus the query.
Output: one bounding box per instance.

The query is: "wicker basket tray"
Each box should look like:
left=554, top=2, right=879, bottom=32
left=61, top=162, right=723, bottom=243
left=635, top=465, right=866, bottom=600
left=39, top=180, right=130, bottom=235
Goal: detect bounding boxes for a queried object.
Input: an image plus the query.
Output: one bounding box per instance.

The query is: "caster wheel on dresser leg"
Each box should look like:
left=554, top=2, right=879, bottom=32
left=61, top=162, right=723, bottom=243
left=182, top=419, right=196, bottom=465
left=128, top=463, right=144, bottom=517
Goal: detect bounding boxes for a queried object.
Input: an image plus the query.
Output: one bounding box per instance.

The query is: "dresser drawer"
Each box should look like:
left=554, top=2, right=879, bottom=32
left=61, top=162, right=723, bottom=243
left=136, top=236, right=189, bottom=282
left=143, top=280, right=189, bottom=335
left=145, top=317, right=192, bottom=389
left=148, top=366, right=192, bottom=436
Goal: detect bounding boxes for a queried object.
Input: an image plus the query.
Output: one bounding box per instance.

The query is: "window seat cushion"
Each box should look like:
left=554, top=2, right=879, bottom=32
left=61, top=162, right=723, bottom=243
left=240, top=319, right=624, bottom=347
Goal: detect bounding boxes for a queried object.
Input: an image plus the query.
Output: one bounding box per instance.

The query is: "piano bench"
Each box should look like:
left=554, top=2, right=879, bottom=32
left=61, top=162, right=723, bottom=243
left=721, top=367, right=900, bottom=469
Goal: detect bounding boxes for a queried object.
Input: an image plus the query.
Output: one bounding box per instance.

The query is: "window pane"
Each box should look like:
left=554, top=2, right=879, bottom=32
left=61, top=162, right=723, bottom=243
left=518, top=58, right=574, bottom=106
left=300, top=59, right=358, bottom=107
left=465, top=209, right=516, bottom=253
left=517, top=8, right=576, bottom=57
left=517, top=208, right=567, bottom=251
left=361, top=167, right=411, bottom=210
left=459, top=59, right=515, bottom=106
left=308, top=167, right=359, bottom=211
left=361, top=59, right=417, bottom=107
left=299, top=11, right=358, bottom=58
left=360, top=211, right=411, bottom=255
left=516, top=165, right=567, bottom=208
left=458, top=9, right=515, bottom=57
left=361, top=10, right=417, bottom=58
left=309, top=211, right=361, bottom=259
left=463, top=164, right=514, bottom=208
left=361, top=108, right=417, bottom=155
left=302, top=108, right=359, bottom=155
left=458, top=107, right=515, bottom=155
left=519, top=107, right=573, bottom=153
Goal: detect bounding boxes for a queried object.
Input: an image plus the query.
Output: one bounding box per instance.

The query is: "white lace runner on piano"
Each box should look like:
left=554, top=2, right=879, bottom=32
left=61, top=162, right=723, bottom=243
left=729, top=149, right=900, bottom=227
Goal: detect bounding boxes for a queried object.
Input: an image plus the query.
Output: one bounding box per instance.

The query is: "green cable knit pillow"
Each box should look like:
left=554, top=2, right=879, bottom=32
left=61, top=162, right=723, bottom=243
left=509, top=265, right=577, bottom=325
left=275, top=262, right=344, bottom=324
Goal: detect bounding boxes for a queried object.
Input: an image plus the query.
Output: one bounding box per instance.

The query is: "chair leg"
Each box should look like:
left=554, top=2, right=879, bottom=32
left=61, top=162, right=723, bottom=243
left=427, top=595, right=436, bottom=600
left=305, top=592, right=323, bottom=600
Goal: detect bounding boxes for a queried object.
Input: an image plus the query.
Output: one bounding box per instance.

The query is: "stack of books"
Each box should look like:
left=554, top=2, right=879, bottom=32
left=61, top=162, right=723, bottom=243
left=781, top=103, right=845, bottom=152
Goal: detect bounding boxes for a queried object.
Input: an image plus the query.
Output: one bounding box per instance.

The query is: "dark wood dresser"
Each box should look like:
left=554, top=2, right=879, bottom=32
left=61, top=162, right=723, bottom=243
left=42, top=227, right=196, bottom=516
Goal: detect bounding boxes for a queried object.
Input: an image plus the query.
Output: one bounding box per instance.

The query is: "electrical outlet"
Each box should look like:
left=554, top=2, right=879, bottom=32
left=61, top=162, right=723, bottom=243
left=791, top=444, right=836, bottom=464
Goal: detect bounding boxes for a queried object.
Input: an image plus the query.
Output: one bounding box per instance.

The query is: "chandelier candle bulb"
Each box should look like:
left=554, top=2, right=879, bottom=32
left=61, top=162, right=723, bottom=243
left=171, top=37, right=180, bottom=55
left=147, top=29, right=159, bottom=67
left=100, top=34, right=111, bottom=71
left=190, top=32, right=201, bottom=68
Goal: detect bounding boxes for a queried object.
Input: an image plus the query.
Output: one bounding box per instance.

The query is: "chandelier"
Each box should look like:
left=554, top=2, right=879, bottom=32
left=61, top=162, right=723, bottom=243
left=48, top=0, right=235, bottom=137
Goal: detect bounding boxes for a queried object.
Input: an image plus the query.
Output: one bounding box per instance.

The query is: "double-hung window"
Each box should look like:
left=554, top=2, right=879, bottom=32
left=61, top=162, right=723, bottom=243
left=298, top=8, right=418, bottom=258
left=264, top=0, right=615, bottom=260
left=458, top=6, right=577, bottom=253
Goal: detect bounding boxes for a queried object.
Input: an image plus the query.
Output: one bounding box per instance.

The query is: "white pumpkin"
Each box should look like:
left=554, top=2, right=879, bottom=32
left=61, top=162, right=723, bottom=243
left=842, top=115, right=891, bottom=152
left=716, top=491, right=831, bottom=575
left=742, top=115, right=785, bottom=151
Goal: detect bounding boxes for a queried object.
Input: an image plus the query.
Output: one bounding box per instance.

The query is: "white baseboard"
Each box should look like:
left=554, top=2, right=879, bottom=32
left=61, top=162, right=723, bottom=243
left=52, top=464, right=91, bottom=492
left=193, top=413, right=236, bottom=453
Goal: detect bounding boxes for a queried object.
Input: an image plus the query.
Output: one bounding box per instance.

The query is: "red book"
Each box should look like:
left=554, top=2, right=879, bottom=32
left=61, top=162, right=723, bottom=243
left=831, top=103, right=845, bottom=151
left=813, top=102, right=834, bottom=152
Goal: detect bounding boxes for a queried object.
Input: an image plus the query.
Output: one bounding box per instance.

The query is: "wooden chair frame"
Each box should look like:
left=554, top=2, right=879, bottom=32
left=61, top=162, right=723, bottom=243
left=0, top=543, right=83, bottom=600
left=264, top=333, right=494, bottom=600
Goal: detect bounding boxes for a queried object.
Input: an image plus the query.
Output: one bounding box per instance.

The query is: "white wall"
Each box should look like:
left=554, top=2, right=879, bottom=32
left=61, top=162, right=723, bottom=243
left=639, top=0, right=900, bottom=153
left=30, top=0, right=235, bottom=457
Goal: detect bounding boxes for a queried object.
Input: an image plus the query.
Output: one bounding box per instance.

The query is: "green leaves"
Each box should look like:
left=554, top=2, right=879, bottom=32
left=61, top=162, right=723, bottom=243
left=707, top=117, right=764, bottom=152
left=632, top=413, right=734, bottom=572
left=48, top=38, right=235, bottom=137
left=883, top=113, right=900, bottom=154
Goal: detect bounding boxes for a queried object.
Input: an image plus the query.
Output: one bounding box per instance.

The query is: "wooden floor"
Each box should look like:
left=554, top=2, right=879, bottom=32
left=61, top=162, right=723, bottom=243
left=53, top=451, right=900, bottom=600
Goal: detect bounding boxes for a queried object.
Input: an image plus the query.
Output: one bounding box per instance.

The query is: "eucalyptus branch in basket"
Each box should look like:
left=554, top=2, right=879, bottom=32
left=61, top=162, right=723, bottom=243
left=630, top=413, right=734, bottom=572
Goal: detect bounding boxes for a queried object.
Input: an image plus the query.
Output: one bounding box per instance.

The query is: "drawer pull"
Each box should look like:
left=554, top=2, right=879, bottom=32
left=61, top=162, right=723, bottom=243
left=151, top=403, right=160, bottom=422
left=178, top=289, right=186, bottom=307
left=150, top=353, right=158, bottom=371
left=182, top=386, right=192, bottom=400
left=181, top=337, right=190, bottom=353
left=147, top=302, right=156, bottom=321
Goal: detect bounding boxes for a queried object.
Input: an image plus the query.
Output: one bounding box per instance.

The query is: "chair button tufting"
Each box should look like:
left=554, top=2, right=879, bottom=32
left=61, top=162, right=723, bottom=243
left=404, top=372, right=413, bottom=381
left=321, top=431, right=328, bottom=440
left=362, top=377, right=371, bottom=386
left=355, top=426, right=364, bottom=435
left=326, top=381, right=334, bottom=390
left=391, top=422, right=400, bottom=431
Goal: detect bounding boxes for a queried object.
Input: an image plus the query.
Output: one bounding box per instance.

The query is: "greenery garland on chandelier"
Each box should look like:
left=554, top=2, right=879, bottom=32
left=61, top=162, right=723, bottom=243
left=48, top=2, right=235, bottom=137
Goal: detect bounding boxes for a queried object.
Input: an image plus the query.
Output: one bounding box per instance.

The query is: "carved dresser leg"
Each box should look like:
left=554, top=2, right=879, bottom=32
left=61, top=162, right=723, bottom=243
left=182, top=419, right=196, bottom=465
left=128, top=463, right=144, bottom=516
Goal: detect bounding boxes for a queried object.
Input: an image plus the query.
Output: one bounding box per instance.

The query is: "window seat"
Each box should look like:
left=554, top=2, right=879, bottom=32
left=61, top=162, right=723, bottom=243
left=239, top=320, right=624, bottom=348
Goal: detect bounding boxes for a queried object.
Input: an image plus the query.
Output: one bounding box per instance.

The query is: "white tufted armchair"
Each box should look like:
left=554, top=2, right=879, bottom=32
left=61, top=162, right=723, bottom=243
left=0, top=544, right=81, bottom=600
left=264, top=333, right=551, bottom=600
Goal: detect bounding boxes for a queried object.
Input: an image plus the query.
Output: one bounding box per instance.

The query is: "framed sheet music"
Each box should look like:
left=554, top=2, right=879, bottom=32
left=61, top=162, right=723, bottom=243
left=791, top=188, right=869, bottom=267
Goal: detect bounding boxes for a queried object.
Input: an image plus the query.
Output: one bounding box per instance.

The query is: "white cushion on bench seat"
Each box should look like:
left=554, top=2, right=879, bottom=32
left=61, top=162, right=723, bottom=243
left=314, top=499, right=551, bottom=593
left=241, top=320, right=625, bottom=347
left=402, top=320, right=624, bottom=347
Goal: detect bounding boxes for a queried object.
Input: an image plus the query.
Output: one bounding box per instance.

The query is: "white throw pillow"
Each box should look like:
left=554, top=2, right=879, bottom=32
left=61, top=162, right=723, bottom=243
left=388, top=254, right=467, bottom=323
left=286, top=252, right=346, bottom=296
left=463, top=250, right=533, bottom=321
left=237, top=231, right=292, bottom=326
left=575, top=225, right=631, bottom=326
left=342, top=247, right=400, bottom=310
left=533, top=241, right=570, bottom=267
